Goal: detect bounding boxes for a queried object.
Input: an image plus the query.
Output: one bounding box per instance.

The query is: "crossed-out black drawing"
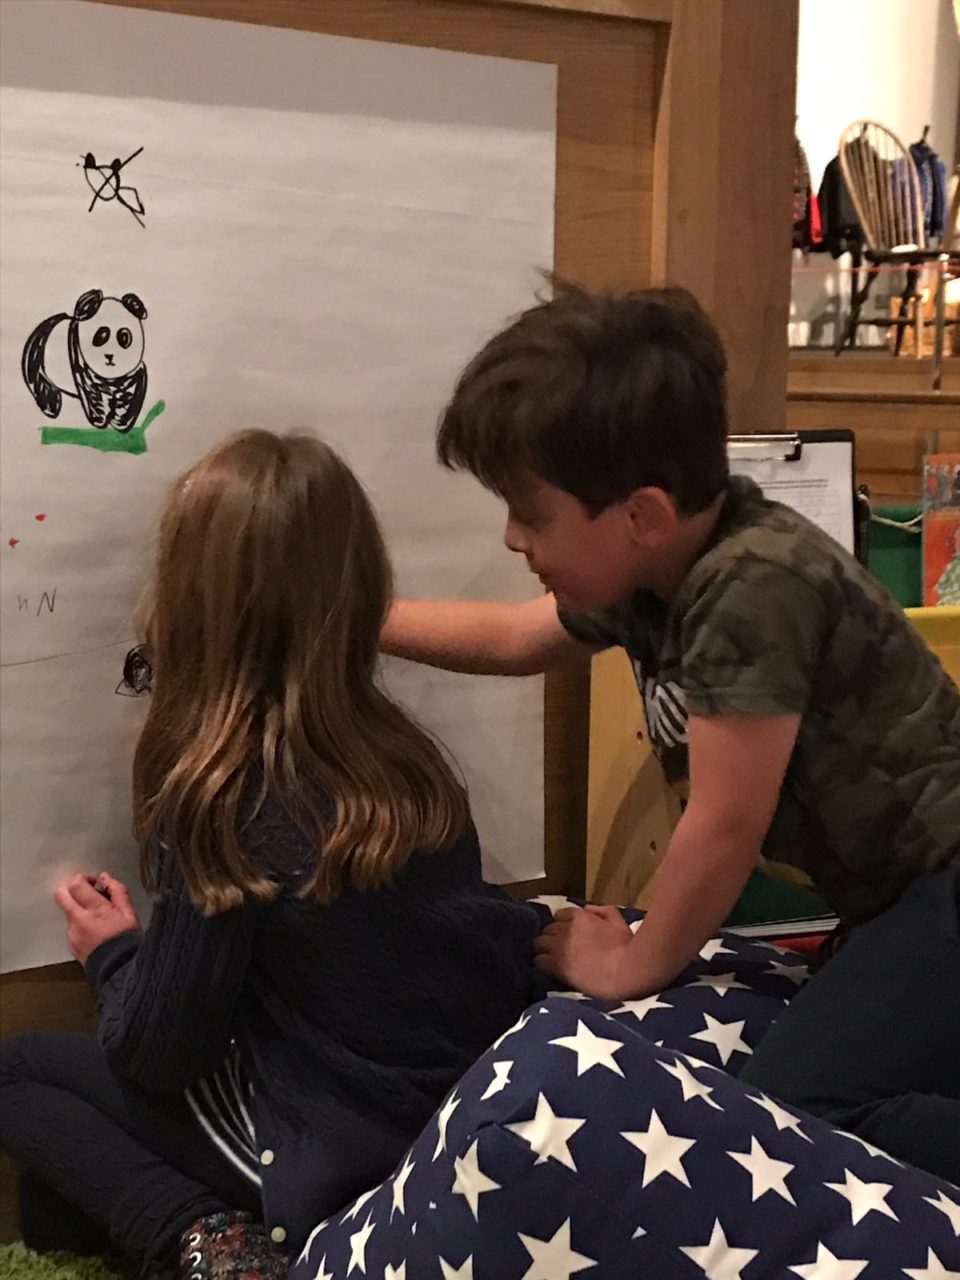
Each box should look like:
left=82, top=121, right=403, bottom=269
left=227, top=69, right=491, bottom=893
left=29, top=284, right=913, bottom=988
left=80, top=147, right=146, bottom=227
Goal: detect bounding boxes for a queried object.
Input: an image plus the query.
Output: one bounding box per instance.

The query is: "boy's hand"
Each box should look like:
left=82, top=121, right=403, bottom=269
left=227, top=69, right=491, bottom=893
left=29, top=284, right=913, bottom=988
left=534, top=904, right=636, bottom=1000
left=54, top=872, right=141, bottom=966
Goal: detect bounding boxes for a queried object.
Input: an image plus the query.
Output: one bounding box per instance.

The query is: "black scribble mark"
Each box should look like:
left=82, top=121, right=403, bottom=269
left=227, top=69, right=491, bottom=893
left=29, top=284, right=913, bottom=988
left=22, top=289, right=148, bottom=430
left=80, top=148, right=146, bottom=227
left=116, top=645, right=153, bottom=697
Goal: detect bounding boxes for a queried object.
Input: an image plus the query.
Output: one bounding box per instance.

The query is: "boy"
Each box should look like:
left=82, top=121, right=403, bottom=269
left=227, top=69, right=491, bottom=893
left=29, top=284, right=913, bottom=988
left=382, top=284, right=960, bottom=1182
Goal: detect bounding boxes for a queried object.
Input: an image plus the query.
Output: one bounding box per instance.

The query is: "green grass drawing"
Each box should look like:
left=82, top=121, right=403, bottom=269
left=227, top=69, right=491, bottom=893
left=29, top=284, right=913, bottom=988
left=39, top=399, right=166, bottom=455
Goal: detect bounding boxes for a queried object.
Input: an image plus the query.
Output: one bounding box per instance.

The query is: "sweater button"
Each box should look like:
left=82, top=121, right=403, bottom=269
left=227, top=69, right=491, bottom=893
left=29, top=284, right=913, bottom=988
left=259, top=1149, right=275, bottom=1166
left=270, top=1226, right=287, bottom=1245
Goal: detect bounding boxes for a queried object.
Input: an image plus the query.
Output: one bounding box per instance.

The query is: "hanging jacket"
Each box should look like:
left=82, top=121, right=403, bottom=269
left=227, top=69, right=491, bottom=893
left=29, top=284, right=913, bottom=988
left=818, top=155, right=864, bottom=258
left=909, top=141, right=947, bottom=240
left=793, top=137, right=813, bottom=251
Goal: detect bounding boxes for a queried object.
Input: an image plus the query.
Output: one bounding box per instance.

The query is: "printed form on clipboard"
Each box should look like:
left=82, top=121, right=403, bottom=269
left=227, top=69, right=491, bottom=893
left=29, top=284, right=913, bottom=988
left=727, top=429, right=856, bottom=556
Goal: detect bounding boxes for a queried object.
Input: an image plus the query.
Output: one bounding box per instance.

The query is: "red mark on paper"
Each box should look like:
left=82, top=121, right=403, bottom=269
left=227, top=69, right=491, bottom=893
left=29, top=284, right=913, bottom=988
left=8, top=538, right=19, bottom=548
left=35, top=513, right=47, bottom=521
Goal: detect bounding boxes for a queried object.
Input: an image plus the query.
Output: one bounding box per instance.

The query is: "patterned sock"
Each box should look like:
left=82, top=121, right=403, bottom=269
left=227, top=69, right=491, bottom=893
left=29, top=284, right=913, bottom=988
left=179, top=1212, right=286, bottom=1280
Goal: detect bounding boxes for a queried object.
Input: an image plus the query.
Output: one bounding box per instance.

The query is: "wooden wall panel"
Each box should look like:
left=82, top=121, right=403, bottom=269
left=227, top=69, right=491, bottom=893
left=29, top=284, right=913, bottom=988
left=586, top=0, right=801, bottom=903
left=655, top=0, right=799, bottom=433
left=786, top=400, right=960, bottom=502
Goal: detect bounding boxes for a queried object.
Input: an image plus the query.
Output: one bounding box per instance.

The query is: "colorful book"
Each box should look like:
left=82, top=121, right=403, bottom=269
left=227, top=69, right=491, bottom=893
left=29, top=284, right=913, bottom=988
left=922, top=453, right=960, bottom=607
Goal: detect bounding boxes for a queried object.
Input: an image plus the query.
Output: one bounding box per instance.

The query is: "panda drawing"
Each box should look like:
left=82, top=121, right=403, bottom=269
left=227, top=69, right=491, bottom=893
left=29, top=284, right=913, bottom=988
left=21, top=289, right=148, bottom=432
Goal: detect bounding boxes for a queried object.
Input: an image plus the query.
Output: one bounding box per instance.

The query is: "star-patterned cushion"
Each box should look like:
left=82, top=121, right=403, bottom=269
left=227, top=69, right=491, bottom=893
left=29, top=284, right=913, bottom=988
left=528, top=897, right=810, bottom=1075
left=290, top=917, right=960, bottom=1279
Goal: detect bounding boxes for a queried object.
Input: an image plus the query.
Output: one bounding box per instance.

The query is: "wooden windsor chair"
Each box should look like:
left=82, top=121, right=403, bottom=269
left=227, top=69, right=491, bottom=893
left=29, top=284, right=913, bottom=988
left=835, top=120, right=955, bottom=385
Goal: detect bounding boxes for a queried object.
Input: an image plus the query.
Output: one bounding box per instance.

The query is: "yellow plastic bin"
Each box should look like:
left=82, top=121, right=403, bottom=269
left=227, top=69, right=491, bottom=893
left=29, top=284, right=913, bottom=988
left=905, top=606, right=960, bottom=688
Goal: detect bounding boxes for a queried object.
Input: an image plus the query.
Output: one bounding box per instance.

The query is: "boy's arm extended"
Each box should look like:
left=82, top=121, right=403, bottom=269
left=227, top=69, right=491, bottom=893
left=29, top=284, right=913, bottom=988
left=535, top=710, right=802, bottom=999
left=381, top=592, right=595, bottom=675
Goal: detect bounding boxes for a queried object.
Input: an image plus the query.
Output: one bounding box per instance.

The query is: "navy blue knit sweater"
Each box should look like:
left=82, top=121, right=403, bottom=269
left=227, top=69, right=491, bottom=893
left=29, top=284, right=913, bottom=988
left=84, top=803, right=545, bottom=1253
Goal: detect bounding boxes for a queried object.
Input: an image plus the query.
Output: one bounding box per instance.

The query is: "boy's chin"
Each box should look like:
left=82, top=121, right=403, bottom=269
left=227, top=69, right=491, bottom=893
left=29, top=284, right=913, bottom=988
left=552, top=586, right=611, bottom=613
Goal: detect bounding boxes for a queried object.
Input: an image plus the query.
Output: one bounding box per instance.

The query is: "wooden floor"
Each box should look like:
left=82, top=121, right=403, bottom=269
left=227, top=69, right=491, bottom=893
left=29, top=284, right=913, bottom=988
left=787, top=353, right=960, bottom=501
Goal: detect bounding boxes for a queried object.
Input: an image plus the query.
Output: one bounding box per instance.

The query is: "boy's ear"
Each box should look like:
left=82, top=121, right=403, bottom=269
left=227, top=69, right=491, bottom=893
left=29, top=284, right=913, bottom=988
left=624, top=487, right=680, bottom=549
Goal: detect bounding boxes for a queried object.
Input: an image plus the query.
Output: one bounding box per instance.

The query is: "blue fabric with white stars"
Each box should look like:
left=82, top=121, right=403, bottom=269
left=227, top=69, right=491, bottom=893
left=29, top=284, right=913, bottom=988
left=289, top=901, right=960, bottom=1279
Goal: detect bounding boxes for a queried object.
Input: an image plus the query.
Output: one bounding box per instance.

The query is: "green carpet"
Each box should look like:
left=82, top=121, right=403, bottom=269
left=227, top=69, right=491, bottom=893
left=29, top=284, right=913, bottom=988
left=0, top=1244, right=123, bottom=1280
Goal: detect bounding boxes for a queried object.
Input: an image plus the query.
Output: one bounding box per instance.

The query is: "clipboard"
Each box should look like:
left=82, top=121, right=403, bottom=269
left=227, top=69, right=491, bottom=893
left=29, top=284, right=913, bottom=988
left=727, top=429, right=862, bottom=561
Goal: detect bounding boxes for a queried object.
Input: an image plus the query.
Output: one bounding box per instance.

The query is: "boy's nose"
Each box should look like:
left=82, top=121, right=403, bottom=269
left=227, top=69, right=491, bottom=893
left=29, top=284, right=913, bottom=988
left=504, top=519, right=528, bottom=555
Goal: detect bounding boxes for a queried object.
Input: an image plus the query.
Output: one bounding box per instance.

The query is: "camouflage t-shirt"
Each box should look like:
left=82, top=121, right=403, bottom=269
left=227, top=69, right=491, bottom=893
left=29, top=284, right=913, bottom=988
left=559, top=476, right=960, bottom=922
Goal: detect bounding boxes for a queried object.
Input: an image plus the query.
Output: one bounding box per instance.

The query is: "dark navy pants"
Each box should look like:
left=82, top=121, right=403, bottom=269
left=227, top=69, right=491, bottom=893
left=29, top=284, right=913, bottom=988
left=0, top=1031, right=260, bottom=1265
left=741, top=862, right=960, bottom=1184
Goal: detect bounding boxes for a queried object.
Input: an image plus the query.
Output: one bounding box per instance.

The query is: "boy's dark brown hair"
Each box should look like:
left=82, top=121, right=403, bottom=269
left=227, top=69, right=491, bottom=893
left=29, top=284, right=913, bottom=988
left=437, top=282, right=729, bottom=515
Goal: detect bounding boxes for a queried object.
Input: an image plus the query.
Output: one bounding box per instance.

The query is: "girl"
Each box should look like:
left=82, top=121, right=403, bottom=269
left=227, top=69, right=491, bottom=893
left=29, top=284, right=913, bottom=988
left=1, top=431, right=545, bottom=1274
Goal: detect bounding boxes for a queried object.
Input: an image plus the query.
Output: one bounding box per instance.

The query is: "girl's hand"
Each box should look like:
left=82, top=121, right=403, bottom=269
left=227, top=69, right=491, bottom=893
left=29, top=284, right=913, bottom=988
left=54, top=872, right=141, bottom=966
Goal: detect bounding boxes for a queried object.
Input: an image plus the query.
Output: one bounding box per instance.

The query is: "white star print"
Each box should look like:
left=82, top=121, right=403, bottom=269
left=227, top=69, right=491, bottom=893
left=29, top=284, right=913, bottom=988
left=547, top=989, right=590, bottom=1001
left=313, top=1255, right=333, bottom=1280
left=903, top=1248, right=960, bottom=1280
left=699, top=938, right=736, bottom=962
left=838, top=1128, right=905, bottom=1166
left=491, top=1013, right=531, bottom=1052
left=685, top=1052, right=726, bottom=1074
left=506, top=1092, right=586, bottom=1171
left=549, top=1020, right=625, bottom=1076
left=747, top=1091, right=813, bottom=1141
left=632, top=1227, right=647, bottom=1239
left=347, top=1212, right=376, bottom=1276
left=384, top=1264, right=406, bottom=1280
left=690, top=1013, right=752, bottom=1065
left=789, top=1242, right=869, bottom=1279
left=296, top=1219, right=328, bottom=1266
left=452, top=1139, right=501, bottom=1220
left=679, top=1218, right=758, bottom=1280
left=727, top=1135, right=796, bottom=1204
left=480, top=1060, right=513, bottom=1100
left=432, top=1092, right=461, bottom=1160
left=439, top=1255, right=475, bottom=1279
left=517, top=1218, right=597, bottom=1280
left=342, top=1185, right=378, bottom=1223
left=765, top=959, right=808, bottom=985
left=610, top=994, right=674, bottom=1022
left=628, top=918, right=644, bottom=933
left=622, top=1108, right=696, bottom=1188
left=825, top=1168, right=900, bottom=1226
left=689, top=972, right=750, bottom=997
left=924, top=1189, right=960, bottom=1236
left=658, top=1055, right=724, bottom=1110
left=390, top=1153, right=415, bottom=1220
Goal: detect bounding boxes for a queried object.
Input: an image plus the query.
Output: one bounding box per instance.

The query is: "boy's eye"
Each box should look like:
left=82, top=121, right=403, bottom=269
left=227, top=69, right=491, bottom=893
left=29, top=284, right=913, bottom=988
left=511, top=507, right=542, bottom=528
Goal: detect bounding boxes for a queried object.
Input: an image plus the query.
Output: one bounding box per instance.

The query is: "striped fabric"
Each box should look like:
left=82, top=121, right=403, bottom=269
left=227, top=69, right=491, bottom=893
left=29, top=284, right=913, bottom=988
left=185, top=1043, right=262, bottom=1191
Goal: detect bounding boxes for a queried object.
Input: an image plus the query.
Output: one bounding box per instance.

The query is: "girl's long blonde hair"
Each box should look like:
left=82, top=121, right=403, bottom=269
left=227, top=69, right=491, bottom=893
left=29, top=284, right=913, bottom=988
left=133, top=429, right=469, bottom=915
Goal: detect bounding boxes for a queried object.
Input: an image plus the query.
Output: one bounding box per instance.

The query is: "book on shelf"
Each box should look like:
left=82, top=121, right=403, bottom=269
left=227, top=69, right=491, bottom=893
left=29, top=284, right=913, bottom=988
left=922, top=453, right=960, bottom=607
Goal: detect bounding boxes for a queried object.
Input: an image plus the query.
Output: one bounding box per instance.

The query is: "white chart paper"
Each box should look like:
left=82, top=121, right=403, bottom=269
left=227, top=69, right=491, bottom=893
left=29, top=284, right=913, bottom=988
left=0, top=0, right=556, bottom=970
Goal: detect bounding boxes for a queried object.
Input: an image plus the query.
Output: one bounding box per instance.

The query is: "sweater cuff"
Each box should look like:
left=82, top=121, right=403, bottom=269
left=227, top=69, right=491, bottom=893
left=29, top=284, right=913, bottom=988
left=84, top=930, right=141, bottom=991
